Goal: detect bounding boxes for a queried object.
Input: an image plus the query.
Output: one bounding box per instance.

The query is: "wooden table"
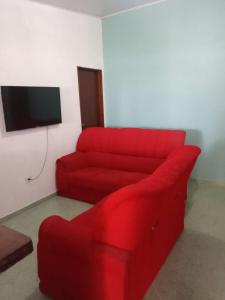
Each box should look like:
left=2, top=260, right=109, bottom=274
left=0, top=225, right=33, bottom=272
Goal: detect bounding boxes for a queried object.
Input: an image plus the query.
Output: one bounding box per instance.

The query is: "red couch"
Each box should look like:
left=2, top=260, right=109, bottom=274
left=38, top=128, right=201, bottom=300
left=56, top=127, right=186, bottom=203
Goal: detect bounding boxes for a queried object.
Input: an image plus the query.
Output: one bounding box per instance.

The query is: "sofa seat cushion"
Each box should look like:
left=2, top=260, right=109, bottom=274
left=85, top=152, right=164, bottom=174
left=68, top=167, right=148, bottom=193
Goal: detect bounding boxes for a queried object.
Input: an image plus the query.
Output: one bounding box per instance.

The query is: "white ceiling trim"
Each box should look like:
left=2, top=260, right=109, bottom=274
left=102, top=0, right=167, bottom=19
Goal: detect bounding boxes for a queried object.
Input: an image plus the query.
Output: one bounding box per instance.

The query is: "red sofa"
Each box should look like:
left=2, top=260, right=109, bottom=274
left=38, top=127, right=201, bottom=300
left=56, top=127, right=186, bottom=203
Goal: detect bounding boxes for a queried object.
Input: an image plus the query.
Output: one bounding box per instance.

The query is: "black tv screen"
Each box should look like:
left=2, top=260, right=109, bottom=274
left=1, top=86, right=62, bottom=132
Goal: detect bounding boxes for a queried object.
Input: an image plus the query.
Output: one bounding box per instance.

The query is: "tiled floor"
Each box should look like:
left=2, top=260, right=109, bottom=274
left=1, top=180, right=225, bottom=300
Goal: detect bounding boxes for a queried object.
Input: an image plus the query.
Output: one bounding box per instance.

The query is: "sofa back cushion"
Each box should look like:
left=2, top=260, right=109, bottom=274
left=77, top=127, right=186, bottom=159
left=94, top=178, right=168, bottom=250
left=94, top=145, right=201, bottom=250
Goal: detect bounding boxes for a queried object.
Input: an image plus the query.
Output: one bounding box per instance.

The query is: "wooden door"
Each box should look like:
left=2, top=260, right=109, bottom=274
left=77, top=67, right=104, bottom=130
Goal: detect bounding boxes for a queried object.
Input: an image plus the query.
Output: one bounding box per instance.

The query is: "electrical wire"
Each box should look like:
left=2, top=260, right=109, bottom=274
left=27, top=126, right=49, bottom=181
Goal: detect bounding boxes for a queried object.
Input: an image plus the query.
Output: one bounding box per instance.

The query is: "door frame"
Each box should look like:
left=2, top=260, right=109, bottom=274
left=77, top=66, right=104, bottom=128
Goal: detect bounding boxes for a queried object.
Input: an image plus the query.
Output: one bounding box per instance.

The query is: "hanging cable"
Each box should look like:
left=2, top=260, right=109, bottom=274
left=27, top=126, right=49, bottom=181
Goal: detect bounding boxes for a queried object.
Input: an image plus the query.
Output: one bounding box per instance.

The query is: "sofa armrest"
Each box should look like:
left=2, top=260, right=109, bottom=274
left=38, top=215, right=92, bottom=257
left=56, top=152, right=89, bottom=195
left=38, top=214, right=132, bottom=300
left=94, top=185, right=162, bottom=251
left=56, top=151, right=88, bottom=172
left=168, top=145, right=201, bottom=160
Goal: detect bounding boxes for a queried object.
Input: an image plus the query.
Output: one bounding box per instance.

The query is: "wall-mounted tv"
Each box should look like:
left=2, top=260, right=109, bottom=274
left=1, top=86, right=62, bottom=132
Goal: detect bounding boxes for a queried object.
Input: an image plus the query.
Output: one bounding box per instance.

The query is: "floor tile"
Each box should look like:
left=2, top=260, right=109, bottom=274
left=1, top=181, right=225, bottom=300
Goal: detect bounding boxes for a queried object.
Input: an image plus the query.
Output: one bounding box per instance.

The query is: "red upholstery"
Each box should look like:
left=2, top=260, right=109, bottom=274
left=94, top=145, right=200, bottom=250
left=56, top=127, right=186, bottom=203
left=77, top=127, right=185, bottom=158
left=85, top=152, right=165, bottom=173
left=38, top=128, right=200, bottom=300
left=68, top=168, right=147, bottom=192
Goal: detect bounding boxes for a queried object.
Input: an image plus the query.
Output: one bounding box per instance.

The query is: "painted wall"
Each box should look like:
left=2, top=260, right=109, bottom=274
left=103, top=0, right=225, bottom=182
left=0, top=0, right=103, bottom=218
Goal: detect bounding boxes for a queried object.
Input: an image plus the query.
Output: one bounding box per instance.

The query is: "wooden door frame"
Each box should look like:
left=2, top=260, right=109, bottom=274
left=77, top=66, right=104, bottom=128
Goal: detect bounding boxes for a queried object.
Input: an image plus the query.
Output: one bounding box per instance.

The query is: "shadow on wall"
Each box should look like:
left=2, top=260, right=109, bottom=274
left=0, top=93, right=7, bottom=136
left=201, top=139, right=225, bottom=182
left=185, top=129, right=203, bottom=147
left=186, top=128, right=225, bottom=182
left=185, top=129, right=203, bottom=179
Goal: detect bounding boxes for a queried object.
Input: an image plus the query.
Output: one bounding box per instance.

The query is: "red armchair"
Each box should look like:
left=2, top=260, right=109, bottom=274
left=38, top=128, right=201, bottom=300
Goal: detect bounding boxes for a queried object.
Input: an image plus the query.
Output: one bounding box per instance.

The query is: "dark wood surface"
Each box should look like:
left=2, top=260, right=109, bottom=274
left=0, top=225, right=33, bottom=272
left=77, top=66, right=104, bottom=130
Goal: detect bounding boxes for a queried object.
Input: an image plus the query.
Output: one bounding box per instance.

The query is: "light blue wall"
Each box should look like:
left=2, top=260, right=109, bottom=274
left=102, top=0, right=225, bottom=181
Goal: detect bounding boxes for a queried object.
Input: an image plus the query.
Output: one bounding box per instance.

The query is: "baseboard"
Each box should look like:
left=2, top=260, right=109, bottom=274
left=192, top=178, right=225, bottom=188
left=0, top=193, right=56, bottom=224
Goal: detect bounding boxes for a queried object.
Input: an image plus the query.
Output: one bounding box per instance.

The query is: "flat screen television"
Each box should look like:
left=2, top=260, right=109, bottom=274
left=1, top=86, right=62, bottom=132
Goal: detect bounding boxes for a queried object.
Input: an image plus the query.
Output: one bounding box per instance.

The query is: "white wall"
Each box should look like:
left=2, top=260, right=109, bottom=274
left=0, top=0, right=103, bottom=218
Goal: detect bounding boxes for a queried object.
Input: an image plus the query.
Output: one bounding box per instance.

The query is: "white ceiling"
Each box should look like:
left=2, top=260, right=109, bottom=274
left=29, top=0, right=161, bottom=18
